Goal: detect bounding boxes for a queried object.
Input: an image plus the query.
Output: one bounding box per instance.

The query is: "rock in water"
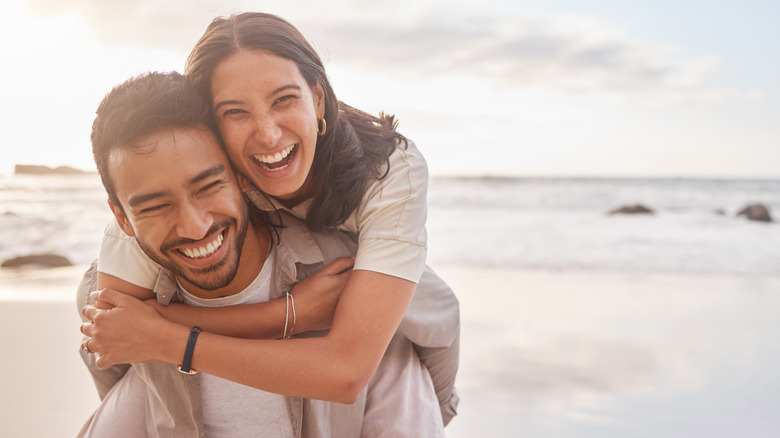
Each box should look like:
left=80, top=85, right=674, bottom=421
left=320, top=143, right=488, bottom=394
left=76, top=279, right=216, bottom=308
left=14, top=164, right=88, bottom=175
left=737, top=204, right=773, bottom=222
left=608, top=204, right=654, bottom=215
left=1, top=254, right=73, bottom=268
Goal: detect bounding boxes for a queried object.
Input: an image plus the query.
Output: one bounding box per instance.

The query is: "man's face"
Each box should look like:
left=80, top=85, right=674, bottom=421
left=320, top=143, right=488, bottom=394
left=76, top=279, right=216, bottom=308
left=108, top=126, right=250, bottom=291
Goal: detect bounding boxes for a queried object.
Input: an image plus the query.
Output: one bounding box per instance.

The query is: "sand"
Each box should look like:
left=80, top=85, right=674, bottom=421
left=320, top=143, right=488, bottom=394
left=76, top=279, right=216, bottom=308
left=0, top=266, right=99, bottom=438
left=437, top=267, right=780, bottom=438
left=1, top=265, right=779, bottom=437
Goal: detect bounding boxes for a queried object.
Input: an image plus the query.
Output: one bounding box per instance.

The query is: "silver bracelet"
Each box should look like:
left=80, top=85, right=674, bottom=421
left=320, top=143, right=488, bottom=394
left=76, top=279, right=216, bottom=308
left=287, top=293, right=296, bottom=339
left=283, top=292, right=290, bottom=339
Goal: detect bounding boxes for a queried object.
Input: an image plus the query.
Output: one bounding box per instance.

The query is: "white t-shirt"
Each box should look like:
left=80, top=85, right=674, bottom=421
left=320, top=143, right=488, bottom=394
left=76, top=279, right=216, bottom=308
left=177, top=246, right=294, bottom=438
left=98, top=139, right=429, bottom=288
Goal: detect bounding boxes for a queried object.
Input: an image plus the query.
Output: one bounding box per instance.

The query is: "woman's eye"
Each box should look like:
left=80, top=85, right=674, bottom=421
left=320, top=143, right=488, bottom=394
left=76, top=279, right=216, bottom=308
left=222, top=108, right=244, bottom=117
left=274, top=94, right=296, bottom=105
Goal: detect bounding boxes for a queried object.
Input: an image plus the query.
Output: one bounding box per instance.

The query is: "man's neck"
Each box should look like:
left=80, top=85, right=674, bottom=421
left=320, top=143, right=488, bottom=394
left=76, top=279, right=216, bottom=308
left=179, top=220, right=269, bottom=299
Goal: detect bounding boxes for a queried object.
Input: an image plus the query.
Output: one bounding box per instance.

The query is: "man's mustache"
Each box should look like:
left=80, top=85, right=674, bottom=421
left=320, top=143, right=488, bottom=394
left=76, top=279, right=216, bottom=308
left=160, top=218, right=236, bottom=253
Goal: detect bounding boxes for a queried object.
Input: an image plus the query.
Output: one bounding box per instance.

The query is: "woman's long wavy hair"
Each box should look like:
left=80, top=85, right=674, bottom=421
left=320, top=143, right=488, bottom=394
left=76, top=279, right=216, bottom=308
left=185, top=12, right=406, bottom=231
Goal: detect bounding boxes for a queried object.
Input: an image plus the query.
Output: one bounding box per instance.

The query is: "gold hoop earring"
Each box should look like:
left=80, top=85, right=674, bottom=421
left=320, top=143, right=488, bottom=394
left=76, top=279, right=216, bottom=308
left=317, top=118, right=327, bottom=136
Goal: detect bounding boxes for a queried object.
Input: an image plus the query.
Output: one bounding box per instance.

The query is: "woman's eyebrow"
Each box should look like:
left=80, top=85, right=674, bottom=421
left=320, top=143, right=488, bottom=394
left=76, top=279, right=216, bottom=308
left=268, top=84, right=300, bottom=97
left=213, top=99, right=242, bottom=113
left=213, top=84, right=302, bottom=113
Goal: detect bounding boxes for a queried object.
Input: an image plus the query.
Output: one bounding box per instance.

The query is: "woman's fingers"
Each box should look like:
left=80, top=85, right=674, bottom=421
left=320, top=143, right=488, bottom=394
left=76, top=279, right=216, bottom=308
left=79, top=290, right=174, bottom=366
left=320, top=256, right=355, bottom=276
left=91, top=288, right=134, bottom=307
left=81, top=305, right=100, bottom=325
left=92, top=289, right=114, bottom=310
left=80, top=320, right=94, bottom=336
left=94, top=354, right=115, bottom=368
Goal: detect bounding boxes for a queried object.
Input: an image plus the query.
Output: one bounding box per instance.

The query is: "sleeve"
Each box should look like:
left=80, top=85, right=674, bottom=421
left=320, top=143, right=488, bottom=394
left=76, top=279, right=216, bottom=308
left=97, top=219, right=161, bottom=290
left=351, top=140, right=429, bottom=284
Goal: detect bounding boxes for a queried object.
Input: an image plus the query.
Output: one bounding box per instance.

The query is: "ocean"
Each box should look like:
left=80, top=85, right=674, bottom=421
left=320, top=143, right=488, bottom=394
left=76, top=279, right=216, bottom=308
left=428, top=176, right=780, bottom=275
left=3, top=172, right=780, bottom=438
left=1, top=173, right=779, bottom=275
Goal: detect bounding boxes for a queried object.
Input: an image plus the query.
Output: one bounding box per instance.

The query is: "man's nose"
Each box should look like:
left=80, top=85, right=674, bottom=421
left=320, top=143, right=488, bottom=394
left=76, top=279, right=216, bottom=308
left=175, top=200, right=212, bottom=241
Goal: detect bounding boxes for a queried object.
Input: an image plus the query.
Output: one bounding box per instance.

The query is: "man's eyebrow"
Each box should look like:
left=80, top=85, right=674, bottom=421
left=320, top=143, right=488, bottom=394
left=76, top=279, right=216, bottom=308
left=127, top=165, right=225, bottom=208
left=190, top=165, right=226, bottom=185
left=213, top=84, right=301, bottom=113
left=128, top=190, right=169, bottom=209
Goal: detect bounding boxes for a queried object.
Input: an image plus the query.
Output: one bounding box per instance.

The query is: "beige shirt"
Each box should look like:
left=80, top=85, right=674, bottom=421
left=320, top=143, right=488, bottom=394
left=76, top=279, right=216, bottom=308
left=82, top=214, right=366, bottom=437
left=176, top=247, right=294, bottom=438
left=246, top=139, right=429, bottom=283
left=80, top=212, right=458, bottom=437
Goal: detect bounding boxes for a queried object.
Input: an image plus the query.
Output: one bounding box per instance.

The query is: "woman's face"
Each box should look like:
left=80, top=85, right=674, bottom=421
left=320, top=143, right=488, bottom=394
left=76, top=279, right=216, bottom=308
left=210, top=49, right=324, bottom=200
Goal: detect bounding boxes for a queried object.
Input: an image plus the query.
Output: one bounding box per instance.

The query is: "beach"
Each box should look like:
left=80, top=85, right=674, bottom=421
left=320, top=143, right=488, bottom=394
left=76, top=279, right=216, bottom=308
left=438, top=267, right=780, bottom=437
left=0, top=266, right=99, bottom=437
left=1, top=264, right=779, bottom=437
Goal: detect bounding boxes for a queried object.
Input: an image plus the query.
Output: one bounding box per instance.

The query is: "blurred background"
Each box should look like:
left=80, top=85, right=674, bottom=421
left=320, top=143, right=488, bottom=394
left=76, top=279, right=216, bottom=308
left=1, top=0, right=779, bottom=178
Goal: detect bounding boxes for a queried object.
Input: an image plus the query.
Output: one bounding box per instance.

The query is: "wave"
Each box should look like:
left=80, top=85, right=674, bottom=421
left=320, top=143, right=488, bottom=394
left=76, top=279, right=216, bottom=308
left=2, top=174, right=778, bottom=275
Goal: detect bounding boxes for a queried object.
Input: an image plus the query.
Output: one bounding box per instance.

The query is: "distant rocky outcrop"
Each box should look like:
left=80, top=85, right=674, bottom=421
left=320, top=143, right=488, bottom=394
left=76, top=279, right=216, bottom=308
left=14, top=164, right=90, bottom=175
left=1, top=254, right=73, bottom=268
left=608, top=204, right=654, bottom=215
left=737, top=204, right=773, bottom=222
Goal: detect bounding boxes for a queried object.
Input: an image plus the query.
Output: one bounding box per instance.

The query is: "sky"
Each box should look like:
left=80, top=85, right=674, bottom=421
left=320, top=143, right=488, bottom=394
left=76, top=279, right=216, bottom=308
left=2, top=0, right=779, bottom=178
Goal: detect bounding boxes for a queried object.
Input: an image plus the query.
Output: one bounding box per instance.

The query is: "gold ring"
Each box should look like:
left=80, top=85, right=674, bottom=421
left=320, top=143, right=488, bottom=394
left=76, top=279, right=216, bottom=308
left=81, top=339, right=94, bottom=354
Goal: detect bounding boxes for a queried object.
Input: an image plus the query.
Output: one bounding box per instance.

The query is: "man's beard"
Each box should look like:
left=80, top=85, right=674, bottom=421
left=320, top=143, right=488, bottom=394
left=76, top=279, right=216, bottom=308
left=137, top=207, right=250, bottom=291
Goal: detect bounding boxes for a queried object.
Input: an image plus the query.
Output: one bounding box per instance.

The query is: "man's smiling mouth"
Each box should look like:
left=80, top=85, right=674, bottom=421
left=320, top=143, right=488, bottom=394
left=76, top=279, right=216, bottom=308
left=178, top=232, right=224, bottom=259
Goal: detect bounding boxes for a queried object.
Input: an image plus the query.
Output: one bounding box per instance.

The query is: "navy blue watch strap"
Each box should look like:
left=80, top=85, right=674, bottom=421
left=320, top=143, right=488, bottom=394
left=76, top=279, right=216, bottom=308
left=177, top=326, right=202, bottom=375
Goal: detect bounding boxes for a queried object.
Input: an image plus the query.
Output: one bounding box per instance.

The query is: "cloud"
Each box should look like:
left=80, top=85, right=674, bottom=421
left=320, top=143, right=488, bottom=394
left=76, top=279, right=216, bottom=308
left=23, top=0, right=742, bottom=104
left=22, top=0, right=222, bottom=53
left=318, top=4, right=741, bottom=105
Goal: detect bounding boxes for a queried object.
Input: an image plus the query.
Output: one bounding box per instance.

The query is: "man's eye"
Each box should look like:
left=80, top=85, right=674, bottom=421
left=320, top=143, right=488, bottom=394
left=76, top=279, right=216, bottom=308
left=200, top=180, right=224, bottom=194
left=140, top=204, right=167, bottom=214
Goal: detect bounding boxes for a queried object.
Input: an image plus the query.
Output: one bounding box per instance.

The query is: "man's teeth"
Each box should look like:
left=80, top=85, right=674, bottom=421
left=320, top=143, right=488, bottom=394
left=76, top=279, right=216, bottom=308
left=181, top=233, right=224, bottom=259
left=255, top=145, right=295, bottom=164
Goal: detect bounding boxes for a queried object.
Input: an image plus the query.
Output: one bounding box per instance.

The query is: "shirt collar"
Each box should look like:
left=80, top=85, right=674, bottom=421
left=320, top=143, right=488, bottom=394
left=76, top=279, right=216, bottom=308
left=245, top=186, right=311, bottom=219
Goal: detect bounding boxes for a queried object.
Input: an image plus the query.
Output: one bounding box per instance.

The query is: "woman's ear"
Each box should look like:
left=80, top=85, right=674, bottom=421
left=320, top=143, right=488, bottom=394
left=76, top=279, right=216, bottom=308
left=314, top=82, right=326, bottom=118
left=108, top=200, right=135, bottom=237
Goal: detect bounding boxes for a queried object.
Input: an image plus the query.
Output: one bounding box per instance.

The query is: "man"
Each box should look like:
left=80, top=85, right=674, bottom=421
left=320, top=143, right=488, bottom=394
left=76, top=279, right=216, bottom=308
left=77, top=72, right=447, bottom=437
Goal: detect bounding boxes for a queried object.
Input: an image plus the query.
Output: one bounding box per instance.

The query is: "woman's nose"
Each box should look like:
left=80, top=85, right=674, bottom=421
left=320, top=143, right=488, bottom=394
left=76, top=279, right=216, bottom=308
left=251, top=114, right=282, bottom=147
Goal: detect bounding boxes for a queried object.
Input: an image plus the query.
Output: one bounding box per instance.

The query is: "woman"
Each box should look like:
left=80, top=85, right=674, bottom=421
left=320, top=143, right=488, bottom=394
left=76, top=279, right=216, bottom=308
left=84, top=11, right=459, bottom=425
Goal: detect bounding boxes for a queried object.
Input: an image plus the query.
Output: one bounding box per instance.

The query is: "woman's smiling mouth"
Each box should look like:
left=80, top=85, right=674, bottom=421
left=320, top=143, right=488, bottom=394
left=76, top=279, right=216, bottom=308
left=252, top=144, right=297, bottom=171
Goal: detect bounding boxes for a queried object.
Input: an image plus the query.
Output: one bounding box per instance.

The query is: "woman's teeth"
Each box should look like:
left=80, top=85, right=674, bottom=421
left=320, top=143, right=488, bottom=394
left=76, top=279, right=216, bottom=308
left=180, top=233, right=224, bottom=259
left=252, top=145, right=296, bottom=170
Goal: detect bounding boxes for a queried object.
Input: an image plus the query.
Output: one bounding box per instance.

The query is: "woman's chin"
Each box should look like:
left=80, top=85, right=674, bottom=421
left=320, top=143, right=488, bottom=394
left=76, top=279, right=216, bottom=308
left=255, top=177, right=306, bottom=201
left=251, top=163, right=312, bottom=201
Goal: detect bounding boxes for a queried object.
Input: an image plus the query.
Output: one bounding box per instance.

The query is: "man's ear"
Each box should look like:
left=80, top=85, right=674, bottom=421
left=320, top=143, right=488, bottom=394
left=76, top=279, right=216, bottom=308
left=108, top=200, right=135, bottom=237
left=237, top=173, right=252, bottom=192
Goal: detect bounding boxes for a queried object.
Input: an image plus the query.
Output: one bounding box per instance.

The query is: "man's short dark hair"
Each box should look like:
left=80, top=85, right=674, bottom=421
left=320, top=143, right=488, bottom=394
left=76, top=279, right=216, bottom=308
left=91, top=71, right=218, bottom=208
